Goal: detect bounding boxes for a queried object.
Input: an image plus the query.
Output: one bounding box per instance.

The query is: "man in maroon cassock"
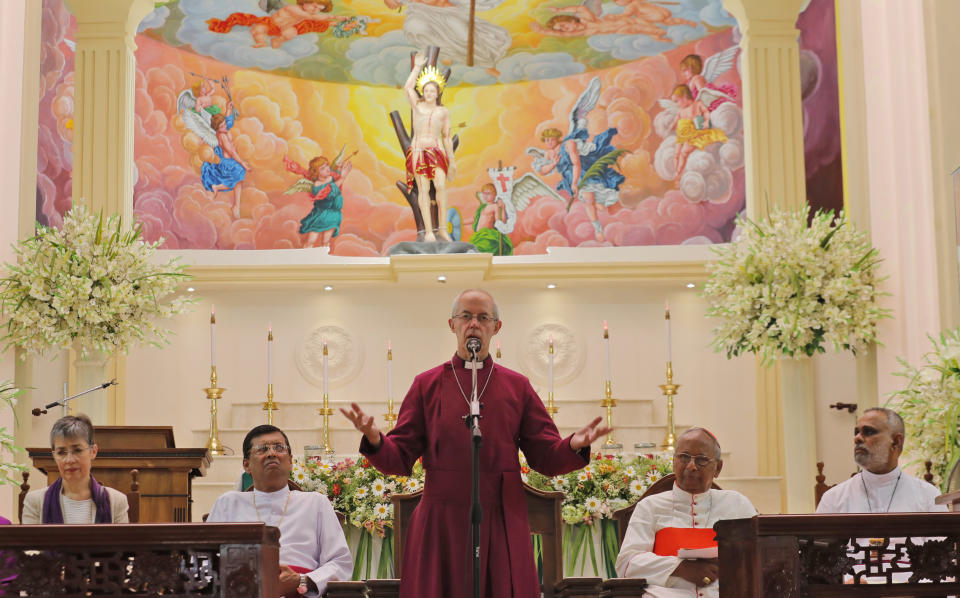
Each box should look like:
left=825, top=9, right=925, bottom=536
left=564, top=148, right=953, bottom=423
left=341, top=288, right=611, bottom=598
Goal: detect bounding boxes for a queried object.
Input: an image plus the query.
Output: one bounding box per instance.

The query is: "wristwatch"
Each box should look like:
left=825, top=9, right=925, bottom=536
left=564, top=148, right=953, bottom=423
left=297, top=574, right=308, bottom=595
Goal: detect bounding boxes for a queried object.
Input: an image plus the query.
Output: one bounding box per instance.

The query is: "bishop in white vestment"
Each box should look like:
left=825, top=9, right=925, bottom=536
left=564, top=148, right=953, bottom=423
left=616, top=428, right=756, bottom=598
left=207, top=425, right=352, bottom=597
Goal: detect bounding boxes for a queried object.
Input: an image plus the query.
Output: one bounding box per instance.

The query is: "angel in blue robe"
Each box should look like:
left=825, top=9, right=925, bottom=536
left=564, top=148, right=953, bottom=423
left=283, top=150, right=354, bottom=248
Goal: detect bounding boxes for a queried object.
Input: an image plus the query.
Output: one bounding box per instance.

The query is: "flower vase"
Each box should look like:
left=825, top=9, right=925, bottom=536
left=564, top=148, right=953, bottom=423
left=778, top=356, right=817, bottom=513
left=69, top=342, right=113, bottom=424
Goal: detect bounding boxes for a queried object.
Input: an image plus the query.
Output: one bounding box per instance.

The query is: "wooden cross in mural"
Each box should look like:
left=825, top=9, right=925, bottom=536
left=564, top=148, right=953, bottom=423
left=467, top=0, right=476, bottom=66
left=388, top=46, right=460, bottom=241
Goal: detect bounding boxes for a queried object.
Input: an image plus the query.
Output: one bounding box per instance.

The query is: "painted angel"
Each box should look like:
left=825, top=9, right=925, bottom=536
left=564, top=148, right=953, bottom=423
left=679, top=46, right=739, bottom=111
left=283, top=148, right=354, bottom=248
left=657, top=84, right=727, bottom=179
left=178, top=79, right=249, bottom=217
left=526, top=76, right=625, bottom=242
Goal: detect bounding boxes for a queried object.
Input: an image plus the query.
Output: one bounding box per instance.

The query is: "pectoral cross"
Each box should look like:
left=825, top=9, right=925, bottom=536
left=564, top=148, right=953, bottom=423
left=465, top=360, right=484, bottom=370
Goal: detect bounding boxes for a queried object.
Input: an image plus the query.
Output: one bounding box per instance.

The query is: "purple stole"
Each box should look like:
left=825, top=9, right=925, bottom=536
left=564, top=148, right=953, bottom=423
left=41, top=475, right=112, bottom=524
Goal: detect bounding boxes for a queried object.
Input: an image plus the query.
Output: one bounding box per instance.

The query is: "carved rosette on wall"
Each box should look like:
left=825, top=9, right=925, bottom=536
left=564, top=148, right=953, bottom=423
left=295, top=325, right=364, bottom=390
left=520, top=323, right=585, bottom=388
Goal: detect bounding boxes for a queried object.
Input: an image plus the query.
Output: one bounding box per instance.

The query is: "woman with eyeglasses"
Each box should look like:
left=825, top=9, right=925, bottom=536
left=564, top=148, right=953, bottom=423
left=21, top=414, right=129, bottom=524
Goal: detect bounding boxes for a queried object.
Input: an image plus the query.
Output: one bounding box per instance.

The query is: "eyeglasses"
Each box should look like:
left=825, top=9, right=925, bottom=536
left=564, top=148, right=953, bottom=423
left=251, top=443, right=291, bottom=456
left=452, top=312, right=497, bottom=324
left=675, top=453, right=714, bottom=468
left=53, top=446, right=91, bottom=461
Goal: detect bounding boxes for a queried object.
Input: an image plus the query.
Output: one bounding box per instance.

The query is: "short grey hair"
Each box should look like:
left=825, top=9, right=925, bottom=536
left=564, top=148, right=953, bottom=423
left=50, top=414, right=95, bottom=448
left=451, top=288, right=500, bottom=320
left=865, top=407, right=906, bottom=438
left=679, top=427, right=722, bottom=459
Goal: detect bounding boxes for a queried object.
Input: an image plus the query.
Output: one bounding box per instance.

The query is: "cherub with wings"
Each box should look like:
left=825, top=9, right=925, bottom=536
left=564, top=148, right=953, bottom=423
left=207, top=0, right=352, bottom=49
left=283, top=149, right=354, bottom=248
left=178, top=77, right=250, bottom=217
left=526, top=76, right=625, bottom=242
left=679, top=47, right=739, bottom=111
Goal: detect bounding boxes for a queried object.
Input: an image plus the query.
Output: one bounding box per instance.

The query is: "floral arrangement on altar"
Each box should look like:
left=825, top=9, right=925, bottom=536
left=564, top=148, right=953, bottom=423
left=0, top=204, right=193, bottom=358
left=292, top=455, right=425, bottom=537
left=703, top=207, right=887, bottom=363
left=891, top=328, right=960, bottom=490
left=524, top=452, right=673, bottom=525
left=0, top=377, right=27, bottom=487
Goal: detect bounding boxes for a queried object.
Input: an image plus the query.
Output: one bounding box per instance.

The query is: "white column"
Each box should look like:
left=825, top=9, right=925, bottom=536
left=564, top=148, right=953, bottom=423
left=859, top=1, right=941, bottom=397
left=0, top=0, right=29, bottom=520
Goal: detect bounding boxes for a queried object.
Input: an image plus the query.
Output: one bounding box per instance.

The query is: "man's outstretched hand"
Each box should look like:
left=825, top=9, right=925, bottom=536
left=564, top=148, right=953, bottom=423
left=570, top=416, right=613, bottom=450
left=340, top=402, right=382, bottom=449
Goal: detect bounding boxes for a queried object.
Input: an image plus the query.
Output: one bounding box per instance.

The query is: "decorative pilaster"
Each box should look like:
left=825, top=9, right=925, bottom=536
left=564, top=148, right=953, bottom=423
left=724, top=0, right=811, bottom=512
left=60, top=0, right=152, bottom=424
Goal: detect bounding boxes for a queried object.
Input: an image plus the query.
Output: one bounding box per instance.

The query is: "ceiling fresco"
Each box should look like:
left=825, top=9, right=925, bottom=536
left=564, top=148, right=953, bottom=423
left=143, top=0, right=738, bottom=87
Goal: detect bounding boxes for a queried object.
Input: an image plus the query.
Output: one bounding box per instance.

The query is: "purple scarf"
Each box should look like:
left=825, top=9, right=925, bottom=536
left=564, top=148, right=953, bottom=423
left=41, top=475, right=112, bottom=524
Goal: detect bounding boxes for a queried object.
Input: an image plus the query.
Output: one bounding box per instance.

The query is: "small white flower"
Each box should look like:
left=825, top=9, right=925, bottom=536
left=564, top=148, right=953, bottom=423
left=585, top=497, right=601, bottom=512
left=355, top=487, right=368, bottom=499
left=371, top=479, right=387, bottom=495
left=577, top=472, right=589, bottom=482
left=375, top=503, right=391, bottom=519
left=645, top=470, right=663, bottom=485
left=630, top=480, right=646, bottom=495
left=405, top=478, right=420, bottom=492
left=624, top=466, right=636, bottom=478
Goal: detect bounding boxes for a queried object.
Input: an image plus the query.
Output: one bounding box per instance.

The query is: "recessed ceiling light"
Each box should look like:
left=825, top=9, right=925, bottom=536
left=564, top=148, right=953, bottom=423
left=324, top=285, right=334, bottom=291
left=546, top=283, right=557, bottom=289
left=186, top=287, right=195, bottom=292
left=686, top=283, right=696, bottom=288
left=437, top=275, right=447, bottom=283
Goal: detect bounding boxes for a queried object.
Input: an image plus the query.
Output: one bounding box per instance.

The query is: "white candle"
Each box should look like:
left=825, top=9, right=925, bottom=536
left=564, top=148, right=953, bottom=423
left=322, top=338, right=328, bottom=396
left=387, top=340, right=393, bottom=400
left=548, top=336, right=554, bottom=395
left=210, top=305, right=216, bottom=368
left=496, top=339, right=501, bottom=359
left=665, top=301, right=672, bottom=363
left=603, top=320, right=611, bottom=382
left=267, top=322, right=273, bottom=386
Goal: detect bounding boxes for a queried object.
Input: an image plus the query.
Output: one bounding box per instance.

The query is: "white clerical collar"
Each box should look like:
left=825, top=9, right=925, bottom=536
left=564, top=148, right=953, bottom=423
left=671, top=483, right=711, bottom=501
left=861, top=466, right=902, bottom=485
left=252, top=485, right=291, bottom=501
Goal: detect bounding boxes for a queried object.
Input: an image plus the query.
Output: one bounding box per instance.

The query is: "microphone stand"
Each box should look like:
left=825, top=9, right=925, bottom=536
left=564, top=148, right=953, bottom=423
left=462, top=347, right=482, bottom=598
left=31, top=380, right=117, bottom=417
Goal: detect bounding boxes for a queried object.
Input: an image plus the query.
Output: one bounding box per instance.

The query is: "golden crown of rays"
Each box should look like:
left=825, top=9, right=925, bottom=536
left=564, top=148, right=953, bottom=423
left=415, top=65, right=447, bottom=96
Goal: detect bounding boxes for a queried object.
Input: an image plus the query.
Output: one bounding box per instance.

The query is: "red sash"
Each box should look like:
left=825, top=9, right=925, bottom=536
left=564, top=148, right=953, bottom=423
left=652, top=527, right=717, bottom=557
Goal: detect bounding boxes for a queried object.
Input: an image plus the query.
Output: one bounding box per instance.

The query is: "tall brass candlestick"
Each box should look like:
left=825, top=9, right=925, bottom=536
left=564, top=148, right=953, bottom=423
left=262, top=383, right=278, bottom=425
left=660, top=361, right=680, bottom=451
left=546, top=340, right=557, bottom=419
left=384, top=345, right=397, bottom=430
left=204, top=366, right=232, bottom=455
left=317, top=342, right=335, bottom=457
left=601, top=380, right=621, bottom=449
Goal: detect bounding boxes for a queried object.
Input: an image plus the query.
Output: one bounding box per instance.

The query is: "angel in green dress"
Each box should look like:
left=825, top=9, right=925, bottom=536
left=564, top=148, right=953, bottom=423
left=283, top=150, right=354, bottom=248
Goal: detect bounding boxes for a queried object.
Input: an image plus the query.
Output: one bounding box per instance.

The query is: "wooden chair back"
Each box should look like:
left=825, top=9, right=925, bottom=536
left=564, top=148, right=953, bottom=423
left=16, top=471, right=29, bottom=524
left=391, top=482, right=565, bottom=594
left=814, top=461, right=834, bottom=507
left=612, top=474, right=721, bottom=547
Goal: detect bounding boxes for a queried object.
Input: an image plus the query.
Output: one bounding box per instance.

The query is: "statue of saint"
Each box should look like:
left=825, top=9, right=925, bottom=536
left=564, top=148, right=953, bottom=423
left=403, top=52, right=456, bottom=242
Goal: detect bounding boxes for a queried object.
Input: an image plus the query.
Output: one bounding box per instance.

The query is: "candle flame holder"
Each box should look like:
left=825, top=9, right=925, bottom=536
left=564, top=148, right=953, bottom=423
left=601, top=380, right=621, bottom=450
left=204, top=366, right=233, bottom=456
left=317, top=392, right=335, bottom=458
left=659, top=361, right=680, bottom=451
left=262, top=383, right=279, bottom=425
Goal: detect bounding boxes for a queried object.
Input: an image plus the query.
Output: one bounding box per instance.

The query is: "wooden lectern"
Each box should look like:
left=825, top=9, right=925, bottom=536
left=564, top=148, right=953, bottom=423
left=28, top=426, right=211, bottom=523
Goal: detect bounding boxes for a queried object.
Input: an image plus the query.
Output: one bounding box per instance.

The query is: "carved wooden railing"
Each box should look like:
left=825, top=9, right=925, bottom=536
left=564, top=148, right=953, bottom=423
left=716, top=513, right=960, bottom=597
left=0, top=523, right=279, bottom=597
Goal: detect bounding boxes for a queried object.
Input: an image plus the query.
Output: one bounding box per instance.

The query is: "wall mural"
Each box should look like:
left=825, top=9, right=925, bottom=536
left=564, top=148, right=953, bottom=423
left=35, top=0, right=841, bottom=256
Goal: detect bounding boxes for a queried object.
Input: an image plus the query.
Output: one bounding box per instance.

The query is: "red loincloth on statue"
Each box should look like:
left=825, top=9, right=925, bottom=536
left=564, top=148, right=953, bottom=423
left=405, top=146, right=449, bottom=189
left=206, top=13, right=282, bottom=37
left=652, top=527, right=717, bottom=556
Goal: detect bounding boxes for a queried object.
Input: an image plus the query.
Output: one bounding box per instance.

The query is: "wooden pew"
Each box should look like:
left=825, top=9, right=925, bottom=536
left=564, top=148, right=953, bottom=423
left=716, top=513, right=960, bottom=597
left=0, top=522, right=280, bottom=596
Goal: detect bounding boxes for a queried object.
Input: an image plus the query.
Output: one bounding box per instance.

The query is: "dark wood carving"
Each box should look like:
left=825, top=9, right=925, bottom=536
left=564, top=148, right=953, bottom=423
left=716, top=514, right=960, bottom=597
left=324, top=580, right=370, bottom=597
left=0, top=523, right=279, bottom=597
left=365, top=578, right=400, bottom=598
left=599, top=578, right=648, bottom=597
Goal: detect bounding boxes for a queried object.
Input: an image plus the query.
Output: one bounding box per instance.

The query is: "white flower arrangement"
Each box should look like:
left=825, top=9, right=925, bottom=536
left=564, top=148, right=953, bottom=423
left=890, top=328, right=960, bottom=489
left=0, top=204, right=194, bottom=358
left=703, top=207, right=887, bottom=363
left=0, top=378, right=27, bottom=488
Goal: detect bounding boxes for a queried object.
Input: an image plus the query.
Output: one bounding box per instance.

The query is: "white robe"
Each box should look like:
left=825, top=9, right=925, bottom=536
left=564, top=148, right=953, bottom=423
left=816, top=467, right=946, bottom=513
left=615, top=485, right=757, bottom=598
left=207, top=487, right=353, bottom=597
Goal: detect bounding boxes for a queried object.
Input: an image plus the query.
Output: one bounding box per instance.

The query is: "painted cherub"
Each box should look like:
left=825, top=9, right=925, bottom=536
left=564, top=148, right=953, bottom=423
left=614, top=0, right=696, bottom=30
left=679, top=48, right=739, bottom=111
left=533, top=11, right=668, bottom=40
left=207, top=0, right=350, bottom=49
left=668, top=84, right=727, bottom=179
left=284, top=151, right=354, bottom=248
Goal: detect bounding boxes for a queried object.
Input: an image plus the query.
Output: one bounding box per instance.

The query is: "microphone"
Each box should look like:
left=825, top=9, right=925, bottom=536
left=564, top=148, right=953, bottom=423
left=465, top=337, right=481, bottom=359
left=31, top=379, right=119, bottom=416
